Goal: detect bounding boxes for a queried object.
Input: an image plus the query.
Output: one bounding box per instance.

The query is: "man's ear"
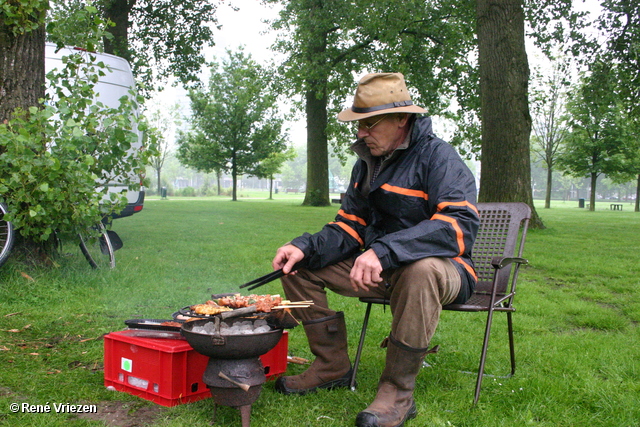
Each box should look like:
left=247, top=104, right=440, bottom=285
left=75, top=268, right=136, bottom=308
left=397, top=113, right=411, bottom=128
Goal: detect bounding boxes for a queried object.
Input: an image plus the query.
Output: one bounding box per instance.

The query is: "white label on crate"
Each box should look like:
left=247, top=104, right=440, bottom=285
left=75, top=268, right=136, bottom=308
left=127, top=376, right=149, bottom=389
left=121, top=357, right=133, bottom=372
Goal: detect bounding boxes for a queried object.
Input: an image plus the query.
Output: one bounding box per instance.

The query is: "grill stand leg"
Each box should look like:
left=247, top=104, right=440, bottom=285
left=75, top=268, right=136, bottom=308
left=210, top=403, right=252, bottom=427
left=239, top=405, right=252, bottom=427
left=210, top=403, right=218, bottom=426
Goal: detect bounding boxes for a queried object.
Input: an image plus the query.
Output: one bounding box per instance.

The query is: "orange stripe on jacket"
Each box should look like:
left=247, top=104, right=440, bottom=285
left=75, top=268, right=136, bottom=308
left=431, top=214, right=465, bottom=256
left=437, top=201, right=479, bottom=215
left=337, top=209, right=367, bottom=226
left=380, top=183, right=428, bottom=200
left=330, top=221, right=364, bottom=247
left=453, top=257, right=478, bottom=281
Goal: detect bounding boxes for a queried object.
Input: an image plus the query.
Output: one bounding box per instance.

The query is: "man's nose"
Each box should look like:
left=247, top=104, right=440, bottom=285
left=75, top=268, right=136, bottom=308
left=357, top=127, right=369, bottom=139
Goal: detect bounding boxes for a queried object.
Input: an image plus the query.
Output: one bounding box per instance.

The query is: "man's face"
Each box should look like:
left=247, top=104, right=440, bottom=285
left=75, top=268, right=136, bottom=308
left=356, top=114, right=409, bottom=157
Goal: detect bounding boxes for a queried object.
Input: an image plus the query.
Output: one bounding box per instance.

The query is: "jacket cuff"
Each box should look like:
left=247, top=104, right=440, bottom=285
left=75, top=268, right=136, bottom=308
left=370, top=242, right=392, bottom=270
left=290, top=233, right=313, bottom=258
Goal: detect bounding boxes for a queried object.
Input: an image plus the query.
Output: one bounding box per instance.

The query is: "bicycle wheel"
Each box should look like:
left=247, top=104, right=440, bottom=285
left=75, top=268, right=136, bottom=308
left=0, top=202, right=14, bottom=268
left=78, top=222, right=115, bottom=269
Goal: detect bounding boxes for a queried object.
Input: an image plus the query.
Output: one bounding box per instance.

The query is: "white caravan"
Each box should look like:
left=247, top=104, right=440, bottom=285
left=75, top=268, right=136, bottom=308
left=44, top=43, right=145, bottom=219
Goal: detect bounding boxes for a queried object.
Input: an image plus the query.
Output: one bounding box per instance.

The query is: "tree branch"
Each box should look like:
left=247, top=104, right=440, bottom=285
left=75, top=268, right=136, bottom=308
left=331, top=37, right=377, bottom=67
left=399, top=29, right=444, bottom=45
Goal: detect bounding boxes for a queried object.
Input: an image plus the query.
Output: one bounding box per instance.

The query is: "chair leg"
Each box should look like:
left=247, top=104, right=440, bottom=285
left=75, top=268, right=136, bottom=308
left=473, top=307, right=496, bottom=405
left=350, top=302, right=373, bottom=391
left=507, top=311, right=516, bottom=376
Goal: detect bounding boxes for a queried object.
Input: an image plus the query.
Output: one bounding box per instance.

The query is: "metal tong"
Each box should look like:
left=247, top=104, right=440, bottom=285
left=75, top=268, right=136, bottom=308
left=239, top=262, right=305, bottom=291
left=239, top=269, right=285, bottom=291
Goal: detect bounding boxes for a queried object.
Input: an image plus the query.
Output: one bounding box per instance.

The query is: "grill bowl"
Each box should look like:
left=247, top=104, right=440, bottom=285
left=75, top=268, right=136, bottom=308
left=181, top=318, right=283, bottom=359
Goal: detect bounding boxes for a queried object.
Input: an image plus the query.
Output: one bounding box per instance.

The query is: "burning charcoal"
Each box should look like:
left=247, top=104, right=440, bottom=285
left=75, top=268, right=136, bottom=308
left=203, top=322, right=217, bottom=334
left=238, top=325, right=253, bottom=335
left=253, top=319, right=268, bottom=328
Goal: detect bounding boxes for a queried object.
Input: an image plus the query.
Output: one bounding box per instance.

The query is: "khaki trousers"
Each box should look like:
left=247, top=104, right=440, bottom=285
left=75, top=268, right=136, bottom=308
left=280, top=257, right=461, bottom=349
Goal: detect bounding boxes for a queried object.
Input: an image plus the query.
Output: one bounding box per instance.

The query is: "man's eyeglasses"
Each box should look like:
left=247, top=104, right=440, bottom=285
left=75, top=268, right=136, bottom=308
left=354, top=115, right=387, bottom=133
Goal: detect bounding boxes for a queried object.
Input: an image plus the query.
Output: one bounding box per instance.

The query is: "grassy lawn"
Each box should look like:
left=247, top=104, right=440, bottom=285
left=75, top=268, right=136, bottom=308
left=0, top=196, right=638, bottom=426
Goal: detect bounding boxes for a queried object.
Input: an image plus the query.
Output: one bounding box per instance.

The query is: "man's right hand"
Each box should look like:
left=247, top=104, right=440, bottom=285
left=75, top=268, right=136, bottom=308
left=272, top=244, right=305, bottom=275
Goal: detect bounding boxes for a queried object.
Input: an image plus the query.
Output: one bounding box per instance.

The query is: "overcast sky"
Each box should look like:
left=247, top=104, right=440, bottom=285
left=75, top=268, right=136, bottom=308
left=208, top=0, right=282, bottom=64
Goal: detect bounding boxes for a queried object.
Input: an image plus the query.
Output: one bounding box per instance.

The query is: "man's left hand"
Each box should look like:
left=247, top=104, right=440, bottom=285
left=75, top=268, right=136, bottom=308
left=350, top=249, right=384, bottom=292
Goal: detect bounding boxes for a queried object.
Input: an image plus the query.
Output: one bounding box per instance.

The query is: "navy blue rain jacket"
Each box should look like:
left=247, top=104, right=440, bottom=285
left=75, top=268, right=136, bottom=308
left=290, top=116, right=479, bottom=300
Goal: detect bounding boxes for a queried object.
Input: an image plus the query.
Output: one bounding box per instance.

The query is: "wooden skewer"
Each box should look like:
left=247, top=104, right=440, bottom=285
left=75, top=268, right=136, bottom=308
left=218, top=372, right=251, bottom=392
left=273, top=305, right=311, bottom=309
left=287, top=355, right=310, bottom=365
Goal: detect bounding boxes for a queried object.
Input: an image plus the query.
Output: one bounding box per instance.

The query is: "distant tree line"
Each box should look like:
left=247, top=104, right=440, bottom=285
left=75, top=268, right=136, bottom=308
left=530, top=0, right=640, bottom=212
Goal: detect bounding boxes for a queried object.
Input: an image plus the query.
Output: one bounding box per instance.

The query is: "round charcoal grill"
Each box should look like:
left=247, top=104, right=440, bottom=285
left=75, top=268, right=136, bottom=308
left=181, top=317, right=284, bottom=427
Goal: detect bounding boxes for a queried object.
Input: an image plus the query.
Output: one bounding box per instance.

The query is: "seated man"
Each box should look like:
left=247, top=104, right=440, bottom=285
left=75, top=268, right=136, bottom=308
left=272, top=72, right=479, bottom=427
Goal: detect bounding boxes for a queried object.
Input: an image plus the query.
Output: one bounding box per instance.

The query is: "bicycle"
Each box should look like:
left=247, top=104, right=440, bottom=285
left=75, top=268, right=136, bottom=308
left=77, top=220, right=117, bottom=269
left=0, top=202, right=15, bottom=268
left=0, top=201, right=116, bottom=269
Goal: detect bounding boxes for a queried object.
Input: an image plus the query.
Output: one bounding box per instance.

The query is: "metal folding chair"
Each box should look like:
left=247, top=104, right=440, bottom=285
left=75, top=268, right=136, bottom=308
left=349, top=202, right=531, bottom=404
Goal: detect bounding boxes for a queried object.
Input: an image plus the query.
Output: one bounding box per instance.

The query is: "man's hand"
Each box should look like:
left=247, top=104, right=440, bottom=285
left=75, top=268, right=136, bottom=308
left=272, top=244, right=305, bottom=275
left=350, top=249, right=384, bottom=292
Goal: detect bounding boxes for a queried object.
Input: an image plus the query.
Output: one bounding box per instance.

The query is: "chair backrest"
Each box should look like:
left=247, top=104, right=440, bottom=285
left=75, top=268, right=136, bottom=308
left=472, top=203, right=531, bottom=295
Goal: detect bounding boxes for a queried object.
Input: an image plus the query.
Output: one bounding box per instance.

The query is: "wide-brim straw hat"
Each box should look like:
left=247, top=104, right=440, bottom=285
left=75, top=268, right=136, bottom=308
left=337, top=72, right=427, bottom=122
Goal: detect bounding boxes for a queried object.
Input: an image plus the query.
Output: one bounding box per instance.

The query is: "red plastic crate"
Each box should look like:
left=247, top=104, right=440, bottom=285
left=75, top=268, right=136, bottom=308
left=103, top=330, right=288, bottom=407
left=261, top=330, right=288, bottom=379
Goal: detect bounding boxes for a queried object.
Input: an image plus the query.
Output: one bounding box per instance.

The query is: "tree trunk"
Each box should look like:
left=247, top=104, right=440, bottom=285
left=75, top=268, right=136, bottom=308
left=231, top=152, right=238, bottom=201
left=0, top=17, right=48, bottom=262
left=0, top=23, right=46, bottom=123
left=301, top=0, right=330, bottom=207
left=635, top=174, right=639, bottom=212
left=303, top=86, right=330, bottom=206
left=156, top=168, right=161, bottom=193
left=476, top=0, right=543, bottom=228
left=102, top=0, right=134, bottom=62
left=269, top=177, right=274, bottom=200
left=545, top=167, right=552, bottom=208
left=589, top=172, right=597, bottom=211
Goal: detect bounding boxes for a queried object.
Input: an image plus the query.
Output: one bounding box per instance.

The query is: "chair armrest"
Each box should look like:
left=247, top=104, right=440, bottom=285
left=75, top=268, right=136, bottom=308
left=491, top=257, right=528, bottom=269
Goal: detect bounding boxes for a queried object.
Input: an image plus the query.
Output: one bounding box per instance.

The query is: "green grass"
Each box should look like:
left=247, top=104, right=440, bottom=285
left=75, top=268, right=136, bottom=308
left=1, top=197, right=639, bottom=426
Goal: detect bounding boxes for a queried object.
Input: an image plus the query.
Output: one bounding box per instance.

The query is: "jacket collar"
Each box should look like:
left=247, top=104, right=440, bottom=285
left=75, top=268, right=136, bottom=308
left=350, top=116, right=419, bottom=163
left=350, top=117, right=420, bottom=195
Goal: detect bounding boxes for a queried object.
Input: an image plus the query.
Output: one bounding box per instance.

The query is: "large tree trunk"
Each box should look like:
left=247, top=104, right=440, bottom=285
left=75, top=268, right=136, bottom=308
left=303, top=85, right=330, bottom=206
left=102, top=0, right=134, bottom=62
left=0, top=16, right=49, bottom=263
left=301, top=1, right=330, bottom=207
left=0, top=23, right=46, bottom=123
left=476, top=0, right=543, bottom=227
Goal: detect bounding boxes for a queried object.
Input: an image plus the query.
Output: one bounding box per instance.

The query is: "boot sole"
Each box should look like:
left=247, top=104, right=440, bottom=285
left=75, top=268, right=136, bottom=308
left=354, top=400, right=417, bottom=427
left=275, top=368, right=353, bottom=395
